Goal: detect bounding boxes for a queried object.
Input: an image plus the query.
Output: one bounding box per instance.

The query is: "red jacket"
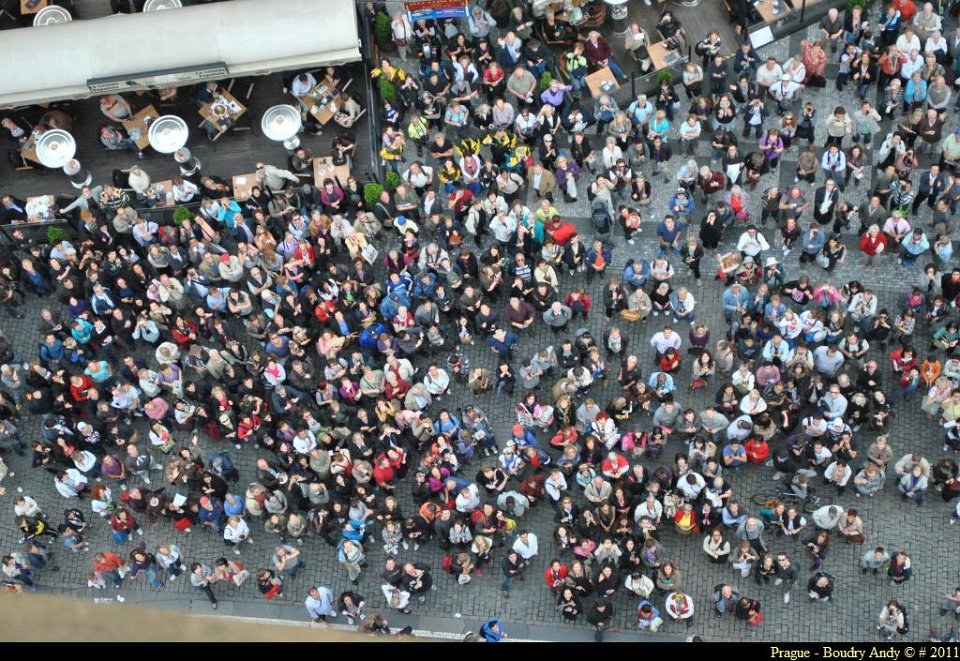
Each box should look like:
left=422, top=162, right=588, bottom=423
left=859, top=232, right=888, bottom=256
left=547, top=221, right=577, bottom=246
left=893, top=0, right=917, bottom=22
left=93, top=552, right=126, bottom=573
left=544, top=564, right=569, bottom=590
left=109, top=512, right=138, bottom=534
left=745, top=438, right=770, bottom=464
left=564, top=292, right=592, bottom=313
left=69, top=375, right=94, bottom=403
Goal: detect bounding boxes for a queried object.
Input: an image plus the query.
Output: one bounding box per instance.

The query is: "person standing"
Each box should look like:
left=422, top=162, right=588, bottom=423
left=587, top=599, right=614, bottom=642
left=774, top=552, right=799, bottom=603
left=338, top=539, right=366, bottom=585
left=305, top=585, right=338, bottom=622
left=501, top=549, right=526, bottom=598
left=402, top=562, right=436, bottom=604
left=189, top=562, right=218, bottom=609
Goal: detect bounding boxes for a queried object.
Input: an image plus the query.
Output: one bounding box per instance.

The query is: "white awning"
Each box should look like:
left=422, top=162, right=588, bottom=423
left=0, top=0, right=361, bottom=108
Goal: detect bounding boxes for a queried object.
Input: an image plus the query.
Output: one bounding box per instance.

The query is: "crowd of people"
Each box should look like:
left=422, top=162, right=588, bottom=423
left=1, top=0, right=960, bottom=643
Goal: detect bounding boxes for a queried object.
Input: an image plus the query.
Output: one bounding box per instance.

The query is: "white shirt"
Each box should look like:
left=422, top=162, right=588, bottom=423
left=291, top=73, right=317, bottom=98
left=305, top=587, right=337, bottom=618
left=756, top=63, right=784, bottom=88
left=899, top=53, right=925, bottom=79
left=223, top=518, right=250, bottom=542
left=736, top=231, right=771, bottom=257
left=512, top=533, right=539, bottom=560
left=649, top=331, right=682, bottom=354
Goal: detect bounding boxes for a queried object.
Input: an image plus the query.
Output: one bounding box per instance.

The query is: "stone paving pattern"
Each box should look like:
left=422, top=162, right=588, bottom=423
left=2, top=15, right=960, bottom=644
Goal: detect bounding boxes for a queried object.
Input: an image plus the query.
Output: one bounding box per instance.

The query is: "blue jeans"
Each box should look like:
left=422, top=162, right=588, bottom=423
left=570, top=72, right=586, bottom=93
left=501, top=576, right=514, bottom=593
left=104, top=568, right=123, bottom=589
left=606, top=58, right=626, bottom=83
left=140, top=565, right=164, bottom=590
left=113, top=530, right=130, bottom=545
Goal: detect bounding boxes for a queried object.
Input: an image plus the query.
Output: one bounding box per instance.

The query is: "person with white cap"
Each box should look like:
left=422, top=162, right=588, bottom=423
left=763, top=256, right=785, bottom=289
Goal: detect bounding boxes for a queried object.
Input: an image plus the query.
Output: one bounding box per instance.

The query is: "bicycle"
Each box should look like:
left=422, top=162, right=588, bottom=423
left=750, top=488, right=834, bottom=515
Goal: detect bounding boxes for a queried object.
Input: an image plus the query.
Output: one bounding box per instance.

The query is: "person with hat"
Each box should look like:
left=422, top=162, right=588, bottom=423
left=763, top=256, right=785, bottom=289
left=669, top=188, right=695, bottom=218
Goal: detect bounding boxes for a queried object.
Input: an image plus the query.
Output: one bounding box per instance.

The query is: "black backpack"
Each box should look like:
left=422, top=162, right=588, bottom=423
left=591, top=205, right=611, bottom=234
left=898, top=605, right=910, bottom=635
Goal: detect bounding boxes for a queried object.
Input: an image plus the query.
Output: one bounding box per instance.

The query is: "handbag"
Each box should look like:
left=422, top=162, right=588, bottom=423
left=232, top=569, right=251, bottom=587
left=264, top=582, right=282, bottom=599
left=174, top=517, right=192, bottom=533
left=816, top=252, right=830, bottom=268
left=620, top=309, right=642, bottom=322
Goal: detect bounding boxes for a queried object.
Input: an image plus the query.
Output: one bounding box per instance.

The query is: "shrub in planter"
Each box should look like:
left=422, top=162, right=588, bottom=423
left=172, top=206, right=192, bottom=226
left=385, top=171, right=401, bottom=192
left=379, top=77, right=397, bottom=105
left=364, top=183, right=384, bottom=209
left=46, top=226, right=69, bottom=245
left=373, top=11, right=393, bottom=50
left=539, top=71, right=553, bottom=92
left=655, top=70, right=674, bottom=86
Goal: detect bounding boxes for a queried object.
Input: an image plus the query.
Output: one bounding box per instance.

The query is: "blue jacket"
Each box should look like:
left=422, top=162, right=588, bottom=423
left=480, top=618, right=506, bottom=642
left=800, top=230, right=826, bottom=255
left=721, top=287, right=750, bottom=315
left=668, top=193, right=695, bottom=217
left=412, top=272, right=438, bottom=300
left=39, top=339, right=65, bottom=363
left=623, top=259, right=649, bottom=287
left=509, top=428, right=538, bottom=449
left=586, top=245, right=612, bottom=267
left=198, top=498, right=224, bottom=526
left=359, top=323, right=387, bottom=350
left=486, top=331, right=518, bottom=354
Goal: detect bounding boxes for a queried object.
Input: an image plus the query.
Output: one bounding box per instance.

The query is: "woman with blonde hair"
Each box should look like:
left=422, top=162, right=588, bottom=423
left=921, top=376, right=953, bottom=418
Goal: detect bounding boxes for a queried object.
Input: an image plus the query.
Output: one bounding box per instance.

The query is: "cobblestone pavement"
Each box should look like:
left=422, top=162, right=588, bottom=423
left=4, top=20, right=960, bottom=644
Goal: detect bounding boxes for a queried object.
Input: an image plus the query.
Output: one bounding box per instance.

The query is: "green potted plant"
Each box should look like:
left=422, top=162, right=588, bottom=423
left=172, top=206, right=192, bottom=227
left=655, top=70, right=674, bottom=86
left=46, top=226, right=69, bottom=245
left=364, top=183, right=384, bottom=209
left=385, top=171, right=401, bottom=192
left=373, top=11, right=394, bottom=51
left=539, top=70, right=553, bottom=92
left=379, top=77, right=397, bottom=105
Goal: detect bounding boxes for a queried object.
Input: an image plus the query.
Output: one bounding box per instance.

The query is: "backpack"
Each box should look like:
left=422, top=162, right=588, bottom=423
left=591, top=205, right=611, bottom=234
left=898, top=605, right=910, bottom=635
left=441, top=554, right=454, bottom=574
left=695, top=40, right=708, bottom=57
